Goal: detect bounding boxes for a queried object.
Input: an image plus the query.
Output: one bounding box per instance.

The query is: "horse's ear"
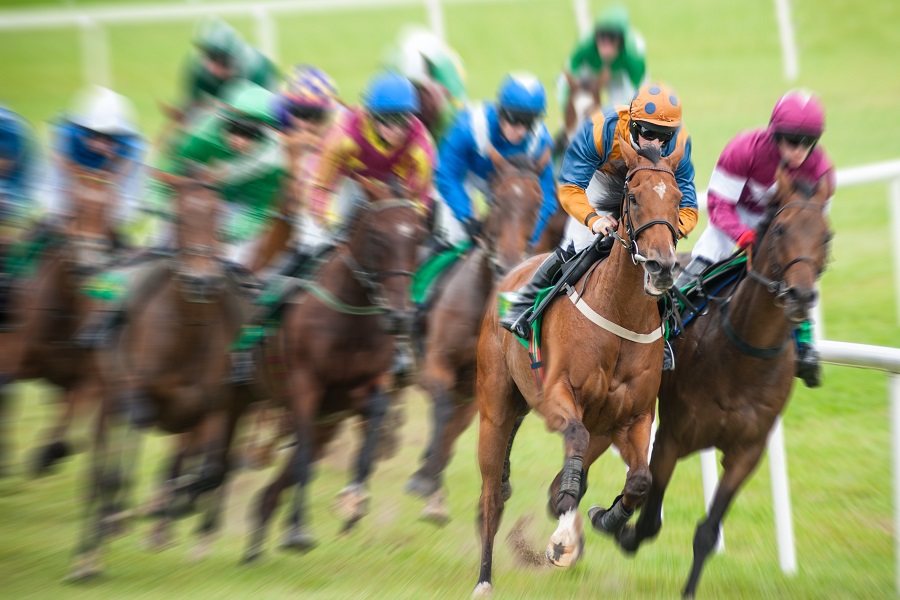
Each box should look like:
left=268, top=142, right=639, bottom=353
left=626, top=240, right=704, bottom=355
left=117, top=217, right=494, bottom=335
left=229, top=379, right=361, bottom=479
left=618, top=134, right=638, bottom=167
left=535, top=147, right=552, bottom=174
left=564, top=70, right=576, bottom=90
left=488, top=146, right=512, bottom=175
left=812, top=173, right=833, bottom=205
left=664, top=139, right=685, bottom=171
left=774, top=164, right=793, bottom=203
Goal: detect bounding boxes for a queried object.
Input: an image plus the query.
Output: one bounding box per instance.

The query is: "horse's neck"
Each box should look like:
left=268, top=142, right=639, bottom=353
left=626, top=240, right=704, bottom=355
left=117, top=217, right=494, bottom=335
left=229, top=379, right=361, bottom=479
left=318, top=245, right=372, bottom=306
left=724, top=254, right=792, bottom=349
left=581, top=243, right=659, bottom=328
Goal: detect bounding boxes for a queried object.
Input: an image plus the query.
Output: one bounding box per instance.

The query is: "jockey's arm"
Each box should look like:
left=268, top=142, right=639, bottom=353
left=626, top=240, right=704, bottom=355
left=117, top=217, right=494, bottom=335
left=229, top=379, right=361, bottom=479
left=705, top=133, right=755, bottom=241
left=672, top=133, right=699, bottom=238
left=558, top=115, right=606, bottom=231
left=533, top=146, right=559, bottom=246
left=400, top=139, right=436, bottom=207
left=307, top=127, right=356, bottom=229
left=434, top=113, right=476, bottom=223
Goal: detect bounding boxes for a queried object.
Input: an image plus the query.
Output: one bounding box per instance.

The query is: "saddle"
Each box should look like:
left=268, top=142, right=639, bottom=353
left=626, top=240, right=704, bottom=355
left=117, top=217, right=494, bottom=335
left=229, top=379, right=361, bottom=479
left=410, top=239, right=473, bottom=308
left=663, top=253, right=748, bottom=339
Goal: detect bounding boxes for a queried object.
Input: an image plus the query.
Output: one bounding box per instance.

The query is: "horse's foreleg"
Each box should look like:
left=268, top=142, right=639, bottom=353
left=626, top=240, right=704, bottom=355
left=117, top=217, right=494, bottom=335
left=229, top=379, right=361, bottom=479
left=34, top=379, right=98, bottom=476
left=548, top=433, right=611, bottom=517
left=589, top=412, right=653, bottom=537
left=683, top=444, right=765, bottom=599
left=408, top=377, right=456, bottom=498
left=616, top=424, right=681, bottom=554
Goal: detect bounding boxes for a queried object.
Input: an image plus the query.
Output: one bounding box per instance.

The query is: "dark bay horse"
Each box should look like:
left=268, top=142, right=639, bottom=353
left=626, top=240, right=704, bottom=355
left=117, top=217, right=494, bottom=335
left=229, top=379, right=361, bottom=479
left=615, top=172, right=832, bottom=598
left=405, top=156, right=546, bottom=522
left=0, top=171, right=119, bottom=475
left=68, top=177, right=247, bottom=580
left=472, top=141, right=685, bottom=595
left=243, top=193, right=428, bottom=562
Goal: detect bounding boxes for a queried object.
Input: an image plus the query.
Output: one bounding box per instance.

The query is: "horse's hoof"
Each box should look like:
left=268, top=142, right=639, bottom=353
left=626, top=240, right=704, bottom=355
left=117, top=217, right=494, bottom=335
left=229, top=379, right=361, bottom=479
left=405, top=473, right=439, bottom=498
left=615, top=525, right=640, bottom=555
left=33, top=440, right=72, bottom=477
left=333, top=484, right=370, bottom=522
left=281, top=527, right=317, bottom=552
left=65, top=552, right=102, bottom=583
left=420, top=490, right=450, bottom=526
left=588, top=496, right=633, bottom=535
left=189, top=534, right=213, bottom=561
left=240, top=549, right=261, bottom=565
left=545, top=509, right=584, bottom=568
left=472, top=582, right=493, bottom=597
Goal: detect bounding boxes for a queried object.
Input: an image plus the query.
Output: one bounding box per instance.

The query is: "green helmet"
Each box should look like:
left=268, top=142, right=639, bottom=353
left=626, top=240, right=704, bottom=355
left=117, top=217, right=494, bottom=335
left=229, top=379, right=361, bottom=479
left=193, top=17, right=242, bottom=65
left=220, top=80, right=278, bottom=128
left=594, top=5, right=630, bottom=39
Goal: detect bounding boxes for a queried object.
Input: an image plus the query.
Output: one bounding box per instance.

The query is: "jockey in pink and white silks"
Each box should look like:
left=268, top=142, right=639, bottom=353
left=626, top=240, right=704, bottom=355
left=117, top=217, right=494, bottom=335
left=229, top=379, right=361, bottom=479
left=679, top=90, right=835, bottom=387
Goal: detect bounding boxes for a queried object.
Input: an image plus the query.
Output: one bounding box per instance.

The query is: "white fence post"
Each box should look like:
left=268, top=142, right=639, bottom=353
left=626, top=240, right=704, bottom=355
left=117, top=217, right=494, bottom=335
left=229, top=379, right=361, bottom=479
left=892, top=373, right=900, bottom=595
left=254, top=8, right=277, bottom=62
left=773, top=0, right=799, bottom=82
left=424, top=0, right=445, bottom=41
left=767, top=417, right=798, bottom=574
left=79, top=16, right=112, bottom=87
left=571, top=0, right=592, bottom=37
left=890, top=178, right=900, bottom=325
left=700, top=448, right=725, bottom=553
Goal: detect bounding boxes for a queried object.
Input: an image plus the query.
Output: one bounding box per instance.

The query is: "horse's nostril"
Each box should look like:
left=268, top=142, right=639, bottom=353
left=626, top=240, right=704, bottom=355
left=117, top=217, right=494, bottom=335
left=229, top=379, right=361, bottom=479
left=645, top=260, right=663, bottom=276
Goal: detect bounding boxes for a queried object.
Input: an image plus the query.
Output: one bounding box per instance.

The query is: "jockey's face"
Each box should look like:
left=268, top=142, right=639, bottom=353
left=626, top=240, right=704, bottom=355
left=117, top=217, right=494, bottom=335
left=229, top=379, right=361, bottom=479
left=84, top=130, right=117, bottom=158
left=499, top=110, right=536, bottom=145
left=596, top=31, right=623, bottom=63
left=370, top=112, right=411, bottom=148
left=776, top=134, right=816, bottom=169
left=224, top=131, right=257, bottom=154
left=203, top=51, right=234, bottom=81
left=288, top=105, right=328, bottom=136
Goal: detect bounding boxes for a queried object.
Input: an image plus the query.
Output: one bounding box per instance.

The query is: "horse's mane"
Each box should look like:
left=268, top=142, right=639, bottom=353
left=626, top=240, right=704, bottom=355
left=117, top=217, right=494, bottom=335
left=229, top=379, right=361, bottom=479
left=589, top=145, right=663, bottom=216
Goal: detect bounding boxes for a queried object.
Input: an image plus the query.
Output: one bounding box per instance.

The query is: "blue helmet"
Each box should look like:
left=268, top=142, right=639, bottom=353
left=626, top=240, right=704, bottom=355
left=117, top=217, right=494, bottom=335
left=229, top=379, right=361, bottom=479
left=497, top=72, right=546, bottom=115
left=362, top=71, right=420, bottom=114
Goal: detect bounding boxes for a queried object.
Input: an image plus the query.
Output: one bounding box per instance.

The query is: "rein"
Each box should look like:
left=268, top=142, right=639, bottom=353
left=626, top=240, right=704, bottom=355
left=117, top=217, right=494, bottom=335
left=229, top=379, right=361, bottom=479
left=606, top=164, right=679, bottom=265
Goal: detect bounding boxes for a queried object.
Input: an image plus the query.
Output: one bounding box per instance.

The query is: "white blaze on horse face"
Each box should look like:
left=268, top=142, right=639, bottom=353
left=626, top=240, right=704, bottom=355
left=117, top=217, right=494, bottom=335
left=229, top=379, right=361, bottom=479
left=653, top=181, right=667, bottom=200
left=396, top=222, right=416, bottom=239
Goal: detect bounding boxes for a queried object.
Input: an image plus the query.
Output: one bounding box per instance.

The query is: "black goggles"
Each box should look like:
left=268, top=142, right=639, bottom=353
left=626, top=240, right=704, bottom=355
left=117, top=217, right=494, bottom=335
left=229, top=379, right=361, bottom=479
left=595, top=30, right=623, bottom=45
left=288, top=105, right=327, bottom=123
left=372, top=112, right=412, bottom=129
left=225, top=118, right=264, bottom=140
left=631, top=121, right=676, bottom=144
left=83, top=128, right=116, bottom=143
left=776, top=133, right=818, bottom=148
left=205, top=49, right=233, bottom=68
left=499, top=109, right=537, bottom=128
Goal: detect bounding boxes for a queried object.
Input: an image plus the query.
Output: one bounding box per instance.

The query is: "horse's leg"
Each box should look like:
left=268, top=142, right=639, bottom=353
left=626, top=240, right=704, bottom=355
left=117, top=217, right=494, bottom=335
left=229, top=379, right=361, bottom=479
left=146, top=436, right=188, bottom=551
left=419, top=399, right=479, bottom=525
left=283, top=423, right=338, bottom=551
left=334, top=381, right=390, bottom=531
left=589, top=412, right=653, bottom=537
left=682, top=443, right=766, bottom=599
left=245, top=371, right=319, bottom=564
left=33, top=379, right=98, bottom=476
left=473, top=369, right=519, bottom=595
left=616, top=424, right=681, bottom=554
left=547, top=433, right=612, bottom=518
left=407, top=369, right=456, bottom=498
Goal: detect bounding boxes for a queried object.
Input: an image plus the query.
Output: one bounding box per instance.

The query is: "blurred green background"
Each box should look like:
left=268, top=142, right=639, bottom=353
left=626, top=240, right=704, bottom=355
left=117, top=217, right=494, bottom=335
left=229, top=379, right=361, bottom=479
left=0, top=0, right=898, bottom=598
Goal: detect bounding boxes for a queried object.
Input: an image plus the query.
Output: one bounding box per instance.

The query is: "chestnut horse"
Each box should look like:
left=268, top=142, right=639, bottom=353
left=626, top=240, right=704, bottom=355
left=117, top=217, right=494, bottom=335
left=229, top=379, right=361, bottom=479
left=0, top=171, right=119, bottom=476
left=615, top=172, right=832, bottom=598
left=405, top=156, right=545, bottom=522
left=472, top=141, right=684, bottom=595
left=68, top=177, right=246, bottom=580
left=243, top=193, right=428, bottom=562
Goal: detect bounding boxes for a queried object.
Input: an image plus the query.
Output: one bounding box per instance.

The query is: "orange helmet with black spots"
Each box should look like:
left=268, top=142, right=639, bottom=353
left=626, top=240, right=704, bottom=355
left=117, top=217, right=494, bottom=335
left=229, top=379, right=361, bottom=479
left=629, top=83, right=682, bottom=130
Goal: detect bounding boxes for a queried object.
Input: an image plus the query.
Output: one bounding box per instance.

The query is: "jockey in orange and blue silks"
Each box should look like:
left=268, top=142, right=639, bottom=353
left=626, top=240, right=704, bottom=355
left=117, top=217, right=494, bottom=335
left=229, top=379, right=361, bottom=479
left=433, top=72, right=557, bottom=249
left=499, top=82, right=698, bottom=339
left=680, top=89, right=835, bottom=388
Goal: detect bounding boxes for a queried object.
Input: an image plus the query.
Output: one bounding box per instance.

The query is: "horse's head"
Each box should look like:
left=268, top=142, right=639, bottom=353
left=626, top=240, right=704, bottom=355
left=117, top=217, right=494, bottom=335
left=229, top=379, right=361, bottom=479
left=484, top=152, right=548, bottom=274
left=171, top=177, right=226, bottom=304
left=64, top=171, right=117, bottom=276
left=564, top=72, right=602, bottom=137
left=345, top=196, right=428, bottom=335
left=751, top=170, right=832, bottom=322
left=616, top=138, right=684, bottom=295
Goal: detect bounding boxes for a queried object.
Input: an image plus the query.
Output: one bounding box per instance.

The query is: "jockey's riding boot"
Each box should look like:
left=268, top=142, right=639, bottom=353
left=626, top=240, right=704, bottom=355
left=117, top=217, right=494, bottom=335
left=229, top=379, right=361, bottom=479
left=228, top=349, right=256, bottom=386
left=794, top=320, right=821, bottom=388
left=0, top=273, right=13, bottom=331
left=673, top=256, right=713, bottom=290
left=74, top=307, right=126, bottom=349
left=499, top=251, right=564, bottom=339
left=662, top=339, right=676, bottom=371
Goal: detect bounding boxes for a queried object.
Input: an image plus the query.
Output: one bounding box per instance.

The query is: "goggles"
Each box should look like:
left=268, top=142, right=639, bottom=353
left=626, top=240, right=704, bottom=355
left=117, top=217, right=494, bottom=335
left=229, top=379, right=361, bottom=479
left=372, top=112, right=412, bottom=129
left=776, top=133, right=818, bottom=148
left=631, top=121, right=676, bottom=144
left=288, top=105, right=327, bottom=123
left=499, top=109, right=537, bottom=129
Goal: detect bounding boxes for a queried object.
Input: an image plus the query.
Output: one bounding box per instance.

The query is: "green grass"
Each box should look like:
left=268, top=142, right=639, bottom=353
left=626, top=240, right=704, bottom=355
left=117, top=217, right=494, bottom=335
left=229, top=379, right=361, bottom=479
left=0, top=0, right=898, bottom=598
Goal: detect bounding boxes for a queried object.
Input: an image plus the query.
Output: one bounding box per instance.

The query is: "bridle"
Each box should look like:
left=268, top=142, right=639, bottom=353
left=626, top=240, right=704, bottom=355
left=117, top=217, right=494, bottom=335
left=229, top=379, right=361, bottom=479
left=606, top=164, right=679, bottom=265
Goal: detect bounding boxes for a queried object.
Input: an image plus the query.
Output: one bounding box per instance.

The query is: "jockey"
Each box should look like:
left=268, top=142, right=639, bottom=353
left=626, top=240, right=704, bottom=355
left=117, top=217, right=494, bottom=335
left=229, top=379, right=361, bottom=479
left=678, top=90, right=835, bottom=388
left=0, top=107, right=39, bottom=233
left=173, top=17, right=279, bottom=122
left=499, top=82, right=699, bottom=341
left=228, top=71, right=436, bottom=383
left=557, top=5, right=647, bottom=109
left=382, top=25, right=468, bottom=143
left=44, top=85, right=145, bottom=241
left=433, top=72, right=557, bottom=250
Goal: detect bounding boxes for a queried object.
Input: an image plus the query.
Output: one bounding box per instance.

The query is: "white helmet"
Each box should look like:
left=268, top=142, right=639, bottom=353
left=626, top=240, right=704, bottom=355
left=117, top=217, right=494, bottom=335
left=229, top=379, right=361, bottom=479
left=393, top=26, right=450, bottom=85
left=69, top=85, right=139, bottom=135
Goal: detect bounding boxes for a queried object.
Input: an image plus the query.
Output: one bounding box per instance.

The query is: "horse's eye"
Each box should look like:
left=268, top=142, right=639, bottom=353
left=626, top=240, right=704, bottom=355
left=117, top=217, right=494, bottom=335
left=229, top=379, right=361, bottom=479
left=628, top=193, right=637, bottom=203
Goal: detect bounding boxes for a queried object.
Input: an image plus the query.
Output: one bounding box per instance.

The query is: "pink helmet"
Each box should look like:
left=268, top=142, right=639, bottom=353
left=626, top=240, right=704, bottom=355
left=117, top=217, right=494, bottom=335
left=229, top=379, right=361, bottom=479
left=769, top=90, right=825, bottom=137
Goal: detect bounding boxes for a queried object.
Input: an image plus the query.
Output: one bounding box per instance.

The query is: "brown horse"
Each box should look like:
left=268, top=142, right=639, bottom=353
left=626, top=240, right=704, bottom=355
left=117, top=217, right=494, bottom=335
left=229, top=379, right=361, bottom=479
left=615, top=172, right=832, bottom=598
left=68, top=177, right=247, bottom=580
left=405, top=157, right=546, bottom=522
left=534, top=72, right=605, bottom=254
left=243, top=192, right=428, bottom=562
left=0, top=171, right=119, bottom=476
left=472, top=141, right=685, bottom=595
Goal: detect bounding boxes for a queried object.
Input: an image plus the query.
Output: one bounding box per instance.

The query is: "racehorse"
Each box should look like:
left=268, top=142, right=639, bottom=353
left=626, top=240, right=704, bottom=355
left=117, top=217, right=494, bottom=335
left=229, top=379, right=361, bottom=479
left=534, top=72, right=603, bottom=254
left=68, top=175, right=246, bottom=580
left=0, top=170, right=119, bottom=476
left=243, top=189, right=428, bottom=562
left=471, top=140, right=684, bottom=595
left=405, top=155, right=546, bottom=522
left=614, top=171, right=832, bottom=598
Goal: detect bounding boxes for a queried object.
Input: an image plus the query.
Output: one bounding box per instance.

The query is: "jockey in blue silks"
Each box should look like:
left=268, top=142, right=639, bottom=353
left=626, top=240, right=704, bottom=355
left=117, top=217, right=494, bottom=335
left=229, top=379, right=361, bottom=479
left=433, top=72, right=557, bottom=249
left=0, top=107, right=39, bottom=232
